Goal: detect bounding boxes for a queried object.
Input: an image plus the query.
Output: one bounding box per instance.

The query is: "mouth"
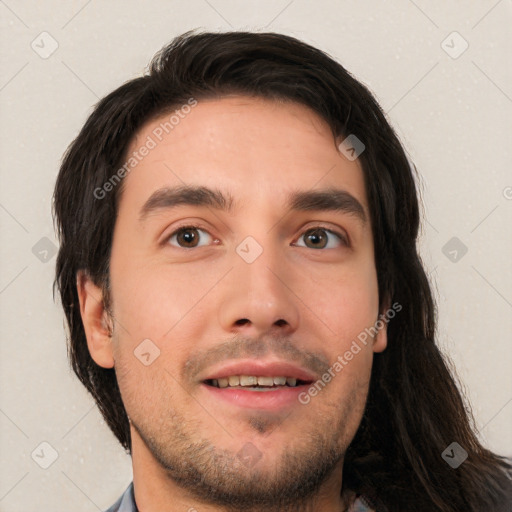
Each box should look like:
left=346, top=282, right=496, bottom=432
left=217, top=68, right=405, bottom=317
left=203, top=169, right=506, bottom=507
left=204, top=375, right=311, bottom=391
left=200, top=360, right=316, bottom=410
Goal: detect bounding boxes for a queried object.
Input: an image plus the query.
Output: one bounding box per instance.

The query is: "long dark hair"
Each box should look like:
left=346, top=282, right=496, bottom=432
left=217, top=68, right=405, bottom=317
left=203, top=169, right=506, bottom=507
left=53, top=30, right=512, bottom=511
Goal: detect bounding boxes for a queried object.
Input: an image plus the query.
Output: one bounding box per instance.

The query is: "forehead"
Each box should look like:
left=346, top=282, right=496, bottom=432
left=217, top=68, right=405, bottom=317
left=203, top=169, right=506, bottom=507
left=118, top=95, right=369, bottom=220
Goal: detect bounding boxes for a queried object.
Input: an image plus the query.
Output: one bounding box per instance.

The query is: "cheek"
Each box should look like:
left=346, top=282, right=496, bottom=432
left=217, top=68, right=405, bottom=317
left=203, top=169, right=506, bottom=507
left=112, top=338, right=182, bottom=421
left=108, top=263, right=217, bottom=390
left=109, top=260, right=218, bottom=339
left=307, top=263, right=379, bottom=342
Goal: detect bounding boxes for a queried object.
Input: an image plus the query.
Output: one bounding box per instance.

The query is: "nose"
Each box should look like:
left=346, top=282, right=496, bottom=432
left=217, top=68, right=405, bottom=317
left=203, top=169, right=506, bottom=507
left=217, top=241, right=300, bottom=337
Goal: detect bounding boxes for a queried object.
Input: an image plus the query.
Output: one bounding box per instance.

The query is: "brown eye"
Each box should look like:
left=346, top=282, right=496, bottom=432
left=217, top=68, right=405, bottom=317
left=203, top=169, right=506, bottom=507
left=168, top=226, right=213, bottom=248
left=295, top=227, right=347, bottom=250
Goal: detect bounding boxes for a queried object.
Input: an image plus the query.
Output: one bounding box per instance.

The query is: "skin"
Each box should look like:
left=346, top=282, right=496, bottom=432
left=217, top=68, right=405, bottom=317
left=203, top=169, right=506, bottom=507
left=77, top=96, right=388, bottom=512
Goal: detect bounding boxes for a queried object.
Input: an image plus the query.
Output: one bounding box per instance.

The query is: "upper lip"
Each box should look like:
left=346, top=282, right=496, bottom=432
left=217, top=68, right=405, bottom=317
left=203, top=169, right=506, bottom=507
left=201, top=359, right=318, bottom=383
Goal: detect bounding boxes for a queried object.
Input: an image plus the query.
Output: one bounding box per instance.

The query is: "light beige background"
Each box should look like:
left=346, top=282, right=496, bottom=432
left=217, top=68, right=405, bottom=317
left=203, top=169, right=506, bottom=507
left=1, top=1, right=511, bottom=510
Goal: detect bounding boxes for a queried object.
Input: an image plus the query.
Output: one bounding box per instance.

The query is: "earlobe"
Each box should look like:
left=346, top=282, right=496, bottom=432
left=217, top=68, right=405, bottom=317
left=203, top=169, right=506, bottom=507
left=372, top=321, right=388, bottom=353
left=373, top=300, right=391, bottom=353
left=76, top=271, right=115, bottom=368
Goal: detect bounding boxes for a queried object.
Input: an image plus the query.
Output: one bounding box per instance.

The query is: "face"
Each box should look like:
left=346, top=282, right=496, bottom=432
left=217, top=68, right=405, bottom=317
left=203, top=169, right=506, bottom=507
left=79, top=96, right=387, bottom=510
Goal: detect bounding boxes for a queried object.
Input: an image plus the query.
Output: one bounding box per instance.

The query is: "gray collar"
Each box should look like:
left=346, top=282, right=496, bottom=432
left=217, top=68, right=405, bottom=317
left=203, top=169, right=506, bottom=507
left=104, top=483, right=137, bottom=512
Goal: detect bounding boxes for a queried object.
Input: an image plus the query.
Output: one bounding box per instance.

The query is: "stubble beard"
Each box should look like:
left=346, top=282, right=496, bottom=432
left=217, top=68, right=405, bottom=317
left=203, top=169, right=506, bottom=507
left=130, top=393, right=363, bottom=512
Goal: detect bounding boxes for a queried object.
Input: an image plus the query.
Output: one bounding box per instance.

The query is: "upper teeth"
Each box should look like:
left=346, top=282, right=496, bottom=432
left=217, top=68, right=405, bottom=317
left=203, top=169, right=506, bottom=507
left=211, top=376, right=298, bottom=388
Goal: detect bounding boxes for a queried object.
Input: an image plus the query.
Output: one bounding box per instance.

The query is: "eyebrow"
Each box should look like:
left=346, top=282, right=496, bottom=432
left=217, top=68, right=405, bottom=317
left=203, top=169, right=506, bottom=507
left=138, top=185, right=367, bottom=224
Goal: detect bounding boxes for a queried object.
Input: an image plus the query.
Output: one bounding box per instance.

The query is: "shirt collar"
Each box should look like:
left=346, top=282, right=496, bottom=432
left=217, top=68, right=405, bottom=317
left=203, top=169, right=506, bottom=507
left=104, top=482, right=137, bottom=512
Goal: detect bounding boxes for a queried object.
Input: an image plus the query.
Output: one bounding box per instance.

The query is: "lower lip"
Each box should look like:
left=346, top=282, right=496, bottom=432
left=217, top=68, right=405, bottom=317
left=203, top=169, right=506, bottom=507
left=202, top=383, right=309, bottom=411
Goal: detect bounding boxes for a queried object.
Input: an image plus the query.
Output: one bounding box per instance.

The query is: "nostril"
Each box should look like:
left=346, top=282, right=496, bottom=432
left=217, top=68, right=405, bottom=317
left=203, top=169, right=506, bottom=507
left=235, top=318, right=250, bottom=326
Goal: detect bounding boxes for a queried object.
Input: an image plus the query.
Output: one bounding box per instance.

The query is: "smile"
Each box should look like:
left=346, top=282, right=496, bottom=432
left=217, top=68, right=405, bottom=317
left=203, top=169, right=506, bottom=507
left=204, top=375, right=308, bottom=389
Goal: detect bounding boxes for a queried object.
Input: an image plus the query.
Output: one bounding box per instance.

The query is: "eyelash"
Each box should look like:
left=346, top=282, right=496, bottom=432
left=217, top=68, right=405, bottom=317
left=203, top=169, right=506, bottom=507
left=164, top=224, right=349, bottom=250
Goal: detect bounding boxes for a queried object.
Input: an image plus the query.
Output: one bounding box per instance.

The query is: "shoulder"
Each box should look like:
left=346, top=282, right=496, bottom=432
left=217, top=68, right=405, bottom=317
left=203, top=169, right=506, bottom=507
left=349, top=497, right=376, bottom=511
left=349, top=498, right=376, bottom=511
left=348, top=498, right=375, bottom=512
left=343, top=489, right=377, bottom=512
left=103, top=482, right=136, bottom=512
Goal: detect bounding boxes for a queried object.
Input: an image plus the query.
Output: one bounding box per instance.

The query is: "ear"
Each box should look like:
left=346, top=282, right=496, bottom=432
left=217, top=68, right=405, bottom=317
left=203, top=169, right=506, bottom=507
left=76, top=271, right=115, bottom=368
left=372, top=298, right=391, bottom=353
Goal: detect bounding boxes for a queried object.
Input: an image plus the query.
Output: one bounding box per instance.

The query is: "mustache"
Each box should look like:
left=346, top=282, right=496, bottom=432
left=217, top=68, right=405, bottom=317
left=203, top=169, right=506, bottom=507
left=182, top=333, right=331, bottom=382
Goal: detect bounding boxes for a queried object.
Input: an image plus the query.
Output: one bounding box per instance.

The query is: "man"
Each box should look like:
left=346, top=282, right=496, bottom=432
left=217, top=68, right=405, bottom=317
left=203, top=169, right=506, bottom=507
left=53, top=31, right=511, bottom=511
